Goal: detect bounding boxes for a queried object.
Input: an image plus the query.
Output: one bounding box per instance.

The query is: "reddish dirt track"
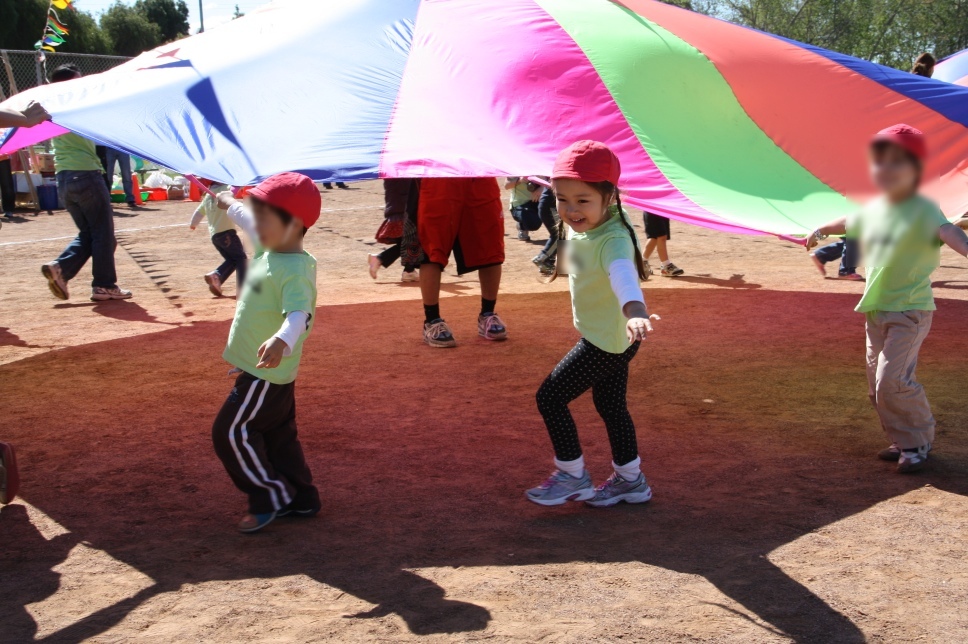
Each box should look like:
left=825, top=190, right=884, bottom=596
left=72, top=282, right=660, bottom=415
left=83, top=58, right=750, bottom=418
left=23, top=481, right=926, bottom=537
left=1, top=182, right=968, bottom=643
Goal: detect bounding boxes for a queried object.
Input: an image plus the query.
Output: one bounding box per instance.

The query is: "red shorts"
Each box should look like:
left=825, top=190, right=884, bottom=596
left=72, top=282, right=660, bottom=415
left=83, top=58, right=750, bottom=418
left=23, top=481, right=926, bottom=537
left=418, top=178, right=505, bottom=274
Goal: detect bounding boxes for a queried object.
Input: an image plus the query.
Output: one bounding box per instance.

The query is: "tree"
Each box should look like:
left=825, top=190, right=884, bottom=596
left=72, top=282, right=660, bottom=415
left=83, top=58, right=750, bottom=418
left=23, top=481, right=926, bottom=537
left=100, top=2, right=162, bottom=57
left=0, top=0, right=50, bottom=51
left=59, top=10, right=113, bottom=55
left=233, top=4, right=245, bottom=19
left=134, top=0, right=190, bottom=42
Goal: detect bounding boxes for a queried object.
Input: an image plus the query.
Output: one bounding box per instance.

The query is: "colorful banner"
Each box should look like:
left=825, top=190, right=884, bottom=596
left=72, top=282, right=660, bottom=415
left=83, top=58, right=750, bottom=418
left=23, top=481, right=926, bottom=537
left=35, top=1, right=75, bottom=52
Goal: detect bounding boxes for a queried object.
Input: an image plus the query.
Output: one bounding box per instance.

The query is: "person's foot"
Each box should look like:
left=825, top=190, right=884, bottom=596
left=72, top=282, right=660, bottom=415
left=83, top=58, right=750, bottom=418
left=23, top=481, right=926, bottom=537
left=660, top=263, right=685, bottom=277
left=837, top=272, right=865, bottom=281
left=41, top=262, right=69, bottom=300
left=126, top=201, right=137, bottom=208
left=532, top=249, right=554, bottom=265
left=537, top=258, right=556, bottom=276
left=517, top=230, right=531, bottom=242
left=879, top=442, right=932, bottom=462
left=954, top=214, right=968, bottom=230
left=204, top=271, right=223, bottom=296
left=897, top=445, right=930, bottom=473
left=809, top=253, right=827, bottom=276
left=526, top=469, right=595, bottom=506
left=277, top=500, right=321, bottom=518
left=642, top=260, right=653, bottom=279
left=478, top=312, right=508, bottom=341
left=585, top=472, right=653, bottom=507
left=423, top=318, right=457, bottom=348
left=336, top=182, right=349, bottom=190
left=323, top=183, right=333, bottom=190
left=3, top=210, right=12, bottom=219
left=91, top=286, right=133, bottom=301
left=237, top=511, right=277, bottom=533
left=401, top=269, right=419, bottom=283
left=367, top=254, right=382, bottom=280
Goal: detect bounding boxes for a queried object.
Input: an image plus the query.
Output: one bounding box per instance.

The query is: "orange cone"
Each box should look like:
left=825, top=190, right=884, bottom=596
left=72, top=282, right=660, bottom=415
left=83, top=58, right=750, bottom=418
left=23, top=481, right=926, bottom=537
left=131, top=173, right=144, bottom=205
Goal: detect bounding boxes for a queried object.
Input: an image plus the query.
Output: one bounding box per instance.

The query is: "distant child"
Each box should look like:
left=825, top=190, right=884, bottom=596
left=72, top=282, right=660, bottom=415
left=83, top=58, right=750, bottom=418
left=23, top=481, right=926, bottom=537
left=210, top=172, right=322, bottom=532
left=527, top=141, right=657, bottom=508
left=807, top=125, right=968, bottom=473
left=189, top=180, right=248, bottom=296
left=808, top=237, right=864, bottom=280
left=367, top=178, right=420, bottom=282
left=643, top=212, right=682, bottom=277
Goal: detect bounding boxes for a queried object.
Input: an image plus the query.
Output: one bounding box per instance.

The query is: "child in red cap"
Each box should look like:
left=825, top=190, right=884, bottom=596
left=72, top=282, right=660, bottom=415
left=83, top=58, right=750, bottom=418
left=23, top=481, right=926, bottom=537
left=209, top=172, right=322, bottom=532
left=526, top=141, right=659, bottom=508
left=807, top=125, right=968, bottom=473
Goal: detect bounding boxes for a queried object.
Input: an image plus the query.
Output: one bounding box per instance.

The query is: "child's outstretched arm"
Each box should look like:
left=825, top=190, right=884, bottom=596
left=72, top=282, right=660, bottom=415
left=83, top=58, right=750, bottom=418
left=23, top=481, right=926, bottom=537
left=608, top=258, right=659, bottom=342
left=216, top=191, right=257, bottom=241
left=188, top=207, right=205, bottom=231
left=805, top=216, right=848, bottom=250
left=256, top=311, right=310, bottom=369
left=940, top=223, right=968, bottom=258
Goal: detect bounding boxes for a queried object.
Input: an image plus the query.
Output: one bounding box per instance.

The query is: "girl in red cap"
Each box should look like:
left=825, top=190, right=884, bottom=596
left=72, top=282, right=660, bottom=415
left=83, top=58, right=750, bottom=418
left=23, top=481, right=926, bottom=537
left=527, top=141, right=658, bottom=508
left=806, top=125, right=968, bottom=473
left=208, top=172, right=323, bottom=532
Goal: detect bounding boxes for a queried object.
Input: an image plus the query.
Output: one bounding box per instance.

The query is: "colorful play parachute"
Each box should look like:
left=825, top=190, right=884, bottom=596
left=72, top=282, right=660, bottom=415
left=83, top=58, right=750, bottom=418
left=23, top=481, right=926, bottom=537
left=2, top=0, right=968, bottom=236
left=936, top=49, right=968, bottom=87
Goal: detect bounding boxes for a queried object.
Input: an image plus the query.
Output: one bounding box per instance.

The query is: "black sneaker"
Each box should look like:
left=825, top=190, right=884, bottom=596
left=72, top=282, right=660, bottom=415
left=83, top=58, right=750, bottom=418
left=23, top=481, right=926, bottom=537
left=423, top=318, right=457, bottom=348
left=277, top=501, right=321, bottom=518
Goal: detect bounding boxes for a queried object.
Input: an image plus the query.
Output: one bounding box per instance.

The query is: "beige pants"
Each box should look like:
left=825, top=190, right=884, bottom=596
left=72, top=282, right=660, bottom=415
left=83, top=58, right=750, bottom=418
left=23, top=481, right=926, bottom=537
left=865, top=310, right=935, bottom=449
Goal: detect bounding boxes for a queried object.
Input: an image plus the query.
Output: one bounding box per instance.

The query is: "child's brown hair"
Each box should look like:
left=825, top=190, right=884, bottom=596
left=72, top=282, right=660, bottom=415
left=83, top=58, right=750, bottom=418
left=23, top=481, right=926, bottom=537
left=911, top=53, right=936, bottom=77
left=550, top=181, right=649, bottom=282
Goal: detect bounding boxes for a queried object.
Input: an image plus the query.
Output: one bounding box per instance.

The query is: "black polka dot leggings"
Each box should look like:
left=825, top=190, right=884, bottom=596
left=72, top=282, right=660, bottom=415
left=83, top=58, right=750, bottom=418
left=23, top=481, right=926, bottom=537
left=536, top=338, right=641, bottom=466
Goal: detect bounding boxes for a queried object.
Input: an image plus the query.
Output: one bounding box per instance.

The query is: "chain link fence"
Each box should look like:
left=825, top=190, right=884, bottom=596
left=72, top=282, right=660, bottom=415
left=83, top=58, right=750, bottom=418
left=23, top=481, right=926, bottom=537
left=0, top=49, right=130, bottom=99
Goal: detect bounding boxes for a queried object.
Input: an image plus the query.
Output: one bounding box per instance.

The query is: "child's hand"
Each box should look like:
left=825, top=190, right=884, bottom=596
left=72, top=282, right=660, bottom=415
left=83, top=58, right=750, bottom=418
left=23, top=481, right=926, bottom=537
left=216, top=191, right=238, bottom=211
left=256, top=337, right=287, bottom=369
left=626, top=314, right=660, bottom=343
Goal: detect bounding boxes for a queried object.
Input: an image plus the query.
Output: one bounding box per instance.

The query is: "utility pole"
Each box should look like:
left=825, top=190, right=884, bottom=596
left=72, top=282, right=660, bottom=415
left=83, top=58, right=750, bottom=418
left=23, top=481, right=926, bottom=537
left=198, top=0, right=205, bottom=33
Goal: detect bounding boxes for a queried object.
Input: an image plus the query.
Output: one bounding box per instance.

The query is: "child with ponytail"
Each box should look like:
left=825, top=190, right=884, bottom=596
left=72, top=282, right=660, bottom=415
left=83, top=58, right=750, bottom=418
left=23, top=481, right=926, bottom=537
left=527, top=141, right=658, bottom=508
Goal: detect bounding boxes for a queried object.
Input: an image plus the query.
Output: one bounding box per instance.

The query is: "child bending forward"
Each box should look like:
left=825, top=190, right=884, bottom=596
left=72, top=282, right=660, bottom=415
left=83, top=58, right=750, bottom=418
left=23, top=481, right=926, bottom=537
left=527, top=141, right=657, bottom=508
left=212, top=172, right=322, bottom=532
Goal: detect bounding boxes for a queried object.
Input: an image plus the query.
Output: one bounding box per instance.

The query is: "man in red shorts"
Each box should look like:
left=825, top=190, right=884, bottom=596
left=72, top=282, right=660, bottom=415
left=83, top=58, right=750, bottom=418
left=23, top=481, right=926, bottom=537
left=418, top=177, right=508, bottom=347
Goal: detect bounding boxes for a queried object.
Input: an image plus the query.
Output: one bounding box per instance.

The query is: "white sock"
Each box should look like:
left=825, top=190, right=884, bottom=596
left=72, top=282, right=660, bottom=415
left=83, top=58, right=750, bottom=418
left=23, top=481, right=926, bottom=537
left=613, top=457, right=642, bottom=481
left=554, top=456, right=586, bottom=479
left=661, top=260, right=672, bottom=268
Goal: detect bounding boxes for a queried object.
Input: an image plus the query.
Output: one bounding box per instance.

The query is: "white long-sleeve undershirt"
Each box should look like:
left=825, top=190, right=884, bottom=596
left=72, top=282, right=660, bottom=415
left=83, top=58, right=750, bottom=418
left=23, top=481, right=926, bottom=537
left=607, top=258, right=645, bottom=308
left=226, top=202, right=257, bottom=242
left=273, top=310, right=310, bottom=357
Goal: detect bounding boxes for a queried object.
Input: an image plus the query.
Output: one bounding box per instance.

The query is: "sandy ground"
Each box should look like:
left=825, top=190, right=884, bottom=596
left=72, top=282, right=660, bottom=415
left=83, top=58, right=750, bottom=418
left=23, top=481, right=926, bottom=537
left=1, top=181, right=967, bottom=643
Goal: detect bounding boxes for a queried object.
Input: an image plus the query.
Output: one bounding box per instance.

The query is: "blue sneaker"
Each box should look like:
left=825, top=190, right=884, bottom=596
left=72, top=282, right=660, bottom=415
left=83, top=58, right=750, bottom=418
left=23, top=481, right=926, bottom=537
left=585, top=472, right=653, bottom=507
left=237, top=511, right=277, bottom=533
left=423, top=318, right=457, bottom=348
left=526, top=469, right=595, bottom=506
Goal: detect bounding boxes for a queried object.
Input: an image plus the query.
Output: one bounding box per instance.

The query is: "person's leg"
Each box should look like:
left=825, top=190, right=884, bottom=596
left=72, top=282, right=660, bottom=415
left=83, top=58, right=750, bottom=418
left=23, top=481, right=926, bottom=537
left=416, top=178, right=459, bottom=330
left=211, top=374, right=297, bottom=516
left=479, top=264, right=501, bottom=301
left=814, top=240, right=844, bottom=265
left=871, top=311, right=935, bottom=451
left=53, top=173, right=95, bottom=281
left=644, top=237, right=657, bottom=260
left=839, top=238, right=859, bottom=275
left=536, top=187, right=558, bottom=261
left=263, top=388, right=319, bottom=513
left=591, top=343, right=641, bottom=467
left=419, top=262, right=443, bottom=319
left=117, top=153, right=134, bottom=204
left=76, top=172, right=120, bottom=288
left=654, top=237, right=670, bottom=263
left=377, top=242, right=402, bottom=269
left=212, top=230, right=244, bottom=282
left=0, top=159, right=15, bottom=215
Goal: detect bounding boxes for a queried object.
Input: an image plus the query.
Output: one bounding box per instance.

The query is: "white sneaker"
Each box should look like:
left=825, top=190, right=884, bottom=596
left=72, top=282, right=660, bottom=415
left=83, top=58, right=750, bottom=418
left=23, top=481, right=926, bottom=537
left=91, top=286, right=133, bottom=301
left=401, top=269, right=419, bottom=283
left=42, top=262, right=69, bottom=300
left=204, top=271, right=223, bottom=296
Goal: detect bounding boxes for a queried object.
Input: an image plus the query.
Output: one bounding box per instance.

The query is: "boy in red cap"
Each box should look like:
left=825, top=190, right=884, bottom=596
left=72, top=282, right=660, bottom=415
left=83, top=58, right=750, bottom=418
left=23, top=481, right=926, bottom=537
left=527, top=141, right=659, bottom=508
left=210, top=172, right=322, bottom=532
left=807, top=125, right=968, bottom=473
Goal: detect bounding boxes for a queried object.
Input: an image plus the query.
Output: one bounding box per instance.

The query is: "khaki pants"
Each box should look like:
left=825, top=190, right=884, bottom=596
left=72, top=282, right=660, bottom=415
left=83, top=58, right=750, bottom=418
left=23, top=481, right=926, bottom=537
left=865, top=310, right=935, bottom=449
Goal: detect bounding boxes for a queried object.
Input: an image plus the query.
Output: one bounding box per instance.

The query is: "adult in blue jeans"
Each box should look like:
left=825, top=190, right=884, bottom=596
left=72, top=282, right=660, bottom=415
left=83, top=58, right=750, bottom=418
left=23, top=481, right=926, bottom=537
left=40, top=65, right=132, bottom=302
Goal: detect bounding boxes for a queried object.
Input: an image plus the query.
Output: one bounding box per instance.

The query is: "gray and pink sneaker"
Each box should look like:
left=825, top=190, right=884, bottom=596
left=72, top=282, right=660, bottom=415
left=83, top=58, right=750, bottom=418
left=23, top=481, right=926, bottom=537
left=585, top=472, right=653, bottom=507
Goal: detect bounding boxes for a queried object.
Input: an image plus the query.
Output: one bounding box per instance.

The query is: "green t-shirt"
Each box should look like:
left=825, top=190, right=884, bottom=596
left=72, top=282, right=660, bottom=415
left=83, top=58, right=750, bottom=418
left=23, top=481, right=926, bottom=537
left=566, top=211, right=638, bottom=354
left=849, top=194, right=949, bottom=313
left=223, top=249, right=317, bottom=385
left=53, top=133, right=102, bottom=173
left=199, top=186, right=235, bottom=237
left=507, top=177, right=533, bottom=208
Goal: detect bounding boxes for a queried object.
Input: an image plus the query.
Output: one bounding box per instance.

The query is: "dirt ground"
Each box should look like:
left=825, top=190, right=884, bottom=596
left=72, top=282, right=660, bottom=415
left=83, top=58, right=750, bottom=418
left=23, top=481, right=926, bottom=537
left=1, top=181, right=967, bottom=643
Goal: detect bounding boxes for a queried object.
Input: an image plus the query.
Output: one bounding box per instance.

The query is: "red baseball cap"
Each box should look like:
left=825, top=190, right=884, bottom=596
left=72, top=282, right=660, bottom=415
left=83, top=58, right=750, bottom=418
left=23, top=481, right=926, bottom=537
left=249, top=172, right=322, bottom=229
left=872, top=124, right=927, bottom=162
left=552, top=140, right=621, bottom=186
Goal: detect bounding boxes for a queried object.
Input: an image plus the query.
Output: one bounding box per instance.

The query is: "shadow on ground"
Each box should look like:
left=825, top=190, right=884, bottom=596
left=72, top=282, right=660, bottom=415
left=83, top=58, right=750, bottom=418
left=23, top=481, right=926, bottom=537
left=2, top=288, right=967, bottom=642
